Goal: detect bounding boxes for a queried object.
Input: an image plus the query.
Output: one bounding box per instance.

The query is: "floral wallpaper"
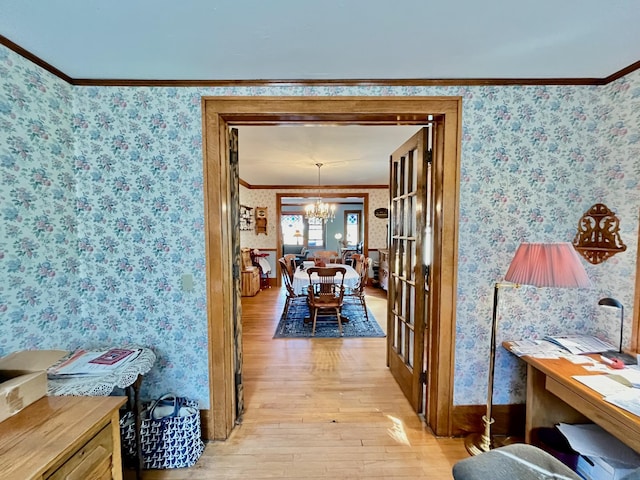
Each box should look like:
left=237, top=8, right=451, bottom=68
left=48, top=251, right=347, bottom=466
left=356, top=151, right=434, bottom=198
left=2, top=41, right=640, bottom=409
left=0, top=47, right=78, bottom=351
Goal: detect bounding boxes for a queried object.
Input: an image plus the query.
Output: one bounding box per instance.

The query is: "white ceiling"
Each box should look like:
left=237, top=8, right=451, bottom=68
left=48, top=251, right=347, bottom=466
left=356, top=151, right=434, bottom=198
left=1, top=0, right=639, bottom=81
left=237, top=126, right=421, bottom=186
left=2, top=0, right=639, bottom=186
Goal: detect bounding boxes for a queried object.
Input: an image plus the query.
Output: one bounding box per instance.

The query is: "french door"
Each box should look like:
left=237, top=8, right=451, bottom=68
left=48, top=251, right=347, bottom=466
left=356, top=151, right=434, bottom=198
left=387, top=126, right=433, bottom=414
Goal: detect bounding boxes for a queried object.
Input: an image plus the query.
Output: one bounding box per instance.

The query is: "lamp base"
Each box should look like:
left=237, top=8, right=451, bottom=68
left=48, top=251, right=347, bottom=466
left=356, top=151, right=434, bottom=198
left=601, top=350, right=637, bottom=365
left=465, top=432, right=523, bottom=456
left=464, top=432, right=491, bottom=456
left=465, top=415, right=494, bottom=455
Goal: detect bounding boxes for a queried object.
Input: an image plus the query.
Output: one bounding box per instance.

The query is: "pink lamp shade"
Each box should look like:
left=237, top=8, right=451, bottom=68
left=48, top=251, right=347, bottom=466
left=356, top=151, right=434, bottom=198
left=504, top=242, right=592, bottom=288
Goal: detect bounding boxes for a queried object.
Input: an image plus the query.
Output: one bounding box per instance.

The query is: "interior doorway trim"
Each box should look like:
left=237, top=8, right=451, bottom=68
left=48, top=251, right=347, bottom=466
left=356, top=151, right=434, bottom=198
left=202, top=96, right=462, bottom=440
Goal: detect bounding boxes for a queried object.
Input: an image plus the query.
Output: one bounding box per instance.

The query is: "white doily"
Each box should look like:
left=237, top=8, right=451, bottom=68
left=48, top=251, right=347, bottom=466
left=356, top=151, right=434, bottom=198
left=47, top=347, right=156, bottom=396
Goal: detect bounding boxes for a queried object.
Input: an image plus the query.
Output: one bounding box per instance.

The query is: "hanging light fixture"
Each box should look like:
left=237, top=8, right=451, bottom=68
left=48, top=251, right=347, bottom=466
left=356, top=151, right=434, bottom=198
left=305, top=163, right=335, bottom=223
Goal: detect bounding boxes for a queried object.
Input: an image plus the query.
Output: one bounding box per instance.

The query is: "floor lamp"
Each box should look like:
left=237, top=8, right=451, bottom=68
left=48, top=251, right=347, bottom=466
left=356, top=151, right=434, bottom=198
left=465, top=242, right=592, bottom=456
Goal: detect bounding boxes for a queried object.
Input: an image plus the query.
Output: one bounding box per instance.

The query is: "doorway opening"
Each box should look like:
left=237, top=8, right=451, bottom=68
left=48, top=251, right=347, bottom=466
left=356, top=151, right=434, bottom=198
left=276, top=192, right=369, bottom=287
left=202, top=96, right=461, bottom=441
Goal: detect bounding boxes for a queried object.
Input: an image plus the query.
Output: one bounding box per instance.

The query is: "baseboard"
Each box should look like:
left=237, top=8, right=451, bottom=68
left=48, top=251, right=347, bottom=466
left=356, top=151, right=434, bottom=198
left=200, top=408, right=211, bottom=440
left=452, top=404, right=525, bottom=437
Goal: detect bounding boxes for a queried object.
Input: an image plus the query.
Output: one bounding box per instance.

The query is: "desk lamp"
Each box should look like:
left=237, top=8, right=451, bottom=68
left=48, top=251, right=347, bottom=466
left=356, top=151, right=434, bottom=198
left=598, top=298, right=636, bottom=365
left=465, top=242, right=592, bottom=456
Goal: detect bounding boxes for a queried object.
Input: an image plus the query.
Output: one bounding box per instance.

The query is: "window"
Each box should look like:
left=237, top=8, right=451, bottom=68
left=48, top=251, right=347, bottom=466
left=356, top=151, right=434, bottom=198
left=281, top=214, right=304, bottom=245
left=307, top=217, right=324, bottom=247
left=344, top=211, right=361, bottom=246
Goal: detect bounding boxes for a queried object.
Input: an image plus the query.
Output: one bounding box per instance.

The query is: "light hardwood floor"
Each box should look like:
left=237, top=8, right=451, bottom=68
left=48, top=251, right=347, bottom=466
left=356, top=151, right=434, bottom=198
left=129, top=286, right=468, bottom=479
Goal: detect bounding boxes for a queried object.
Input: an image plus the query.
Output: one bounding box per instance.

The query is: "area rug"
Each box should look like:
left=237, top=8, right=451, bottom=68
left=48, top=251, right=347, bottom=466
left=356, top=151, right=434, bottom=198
left=273, top=300, right=385, bottom=338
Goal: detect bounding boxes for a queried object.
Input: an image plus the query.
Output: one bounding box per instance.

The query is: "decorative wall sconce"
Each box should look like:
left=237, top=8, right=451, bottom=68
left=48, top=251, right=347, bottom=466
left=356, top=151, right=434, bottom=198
left=572, top=203, right=626, bottom=265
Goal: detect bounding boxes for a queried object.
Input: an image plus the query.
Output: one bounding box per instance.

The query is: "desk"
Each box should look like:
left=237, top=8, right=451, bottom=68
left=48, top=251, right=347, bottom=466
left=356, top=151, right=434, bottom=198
left=292, top=264, right=360, bottom=295
left=0, top=396, right=126, bottom=479
left=48, top=347, right=156, bottom=479
left=504, top=342, right=640, bottom=453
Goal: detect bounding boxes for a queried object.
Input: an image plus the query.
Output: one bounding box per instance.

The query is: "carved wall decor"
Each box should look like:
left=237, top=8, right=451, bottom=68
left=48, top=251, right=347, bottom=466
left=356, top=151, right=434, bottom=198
left=255, top=206, right=268, bottom=235
left=573, top=203, right=626, bottom=264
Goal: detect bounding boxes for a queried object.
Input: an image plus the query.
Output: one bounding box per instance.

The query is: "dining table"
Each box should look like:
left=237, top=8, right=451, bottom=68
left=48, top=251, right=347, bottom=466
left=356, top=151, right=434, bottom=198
left=292, top=263, right=360, bottom=295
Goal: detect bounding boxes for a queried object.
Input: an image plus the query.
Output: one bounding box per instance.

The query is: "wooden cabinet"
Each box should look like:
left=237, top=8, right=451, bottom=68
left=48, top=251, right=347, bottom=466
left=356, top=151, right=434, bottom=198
left=0, top=396, right=126, bottom=480
left=241, top=268, right=260, bottom=296
left=241, top=247, right=260, bottom=296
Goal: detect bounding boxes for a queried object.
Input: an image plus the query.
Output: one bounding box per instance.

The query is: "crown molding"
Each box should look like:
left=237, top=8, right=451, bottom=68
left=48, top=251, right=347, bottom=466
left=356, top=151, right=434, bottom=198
left=2, top=34, right=638, bottom=87
left=0, top=34, right=73, bottom=83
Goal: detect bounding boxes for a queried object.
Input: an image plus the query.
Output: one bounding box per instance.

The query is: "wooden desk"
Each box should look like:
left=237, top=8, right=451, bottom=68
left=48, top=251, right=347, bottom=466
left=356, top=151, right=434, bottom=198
left=0, top=396, right=126, bottom=479
left=504, top=342, right=640, bottom=453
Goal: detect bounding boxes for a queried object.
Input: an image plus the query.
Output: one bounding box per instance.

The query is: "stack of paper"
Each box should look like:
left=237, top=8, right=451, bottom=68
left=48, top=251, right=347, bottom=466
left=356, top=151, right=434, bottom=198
left=604, top=390, right=640, bottom=417
left=572, top=373, right=640, bottom=417
left=544, top=335, right=616, bottom=355
left=48, top=348, right=141, bottom=378
left=507, top=339, right=567, bottom=358
left=557, top=424, right=640, bottom=479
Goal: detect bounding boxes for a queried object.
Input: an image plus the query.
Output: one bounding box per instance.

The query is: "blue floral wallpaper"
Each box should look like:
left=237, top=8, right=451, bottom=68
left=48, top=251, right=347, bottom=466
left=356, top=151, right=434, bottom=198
left=2, top=41, right=640, bottom=409
left=0, top=47, right=77, bottom=350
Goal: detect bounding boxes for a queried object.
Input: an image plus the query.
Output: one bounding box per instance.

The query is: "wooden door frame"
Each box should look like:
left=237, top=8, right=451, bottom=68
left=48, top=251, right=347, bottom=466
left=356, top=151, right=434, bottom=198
left=202, top=96, right=462, bottom=440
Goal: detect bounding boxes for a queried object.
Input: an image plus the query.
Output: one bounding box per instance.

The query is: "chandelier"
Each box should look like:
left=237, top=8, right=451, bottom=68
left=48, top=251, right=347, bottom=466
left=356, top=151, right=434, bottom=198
left=305, top=163, right=335, bottom=223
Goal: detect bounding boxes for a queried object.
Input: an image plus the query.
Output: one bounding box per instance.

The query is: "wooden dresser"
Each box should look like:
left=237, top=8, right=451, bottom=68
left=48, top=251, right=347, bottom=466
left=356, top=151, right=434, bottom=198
left=0, top=396, right=126, bottom=479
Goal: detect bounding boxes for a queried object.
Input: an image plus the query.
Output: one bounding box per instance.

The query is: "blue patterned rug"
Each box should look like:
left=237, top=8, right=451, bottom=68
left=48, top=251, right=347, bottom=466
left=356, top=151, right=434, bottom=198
left=273, top=299, right=385, bottom=338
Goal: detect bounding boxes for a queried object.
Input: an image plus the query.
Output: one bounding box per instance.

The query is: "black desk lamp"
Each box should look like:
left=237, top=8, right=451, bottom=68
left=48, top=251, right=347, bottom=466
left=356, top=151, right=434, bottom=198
left=599, top=297, right=637, bottom=365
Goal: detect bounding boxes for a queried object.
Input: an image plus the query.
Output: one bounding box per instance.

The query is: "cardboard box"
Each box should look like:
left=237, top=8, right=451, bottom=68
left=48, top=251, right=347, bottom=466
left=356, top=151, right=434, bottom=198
left=0, top=350, right=68, bottom=423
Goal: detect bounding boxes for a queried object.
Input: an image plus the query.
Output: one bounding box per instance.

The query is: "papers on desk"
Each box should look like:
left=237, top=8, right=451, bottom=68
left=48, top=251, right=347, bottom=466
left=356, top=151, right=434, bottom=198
left=507, top=339, right=601, bottom=362
left=572, top=372, right=640, bottom=417
left=572, top=375, right=631, bottom=396
left=48, top=348, right=142, bottom=378
left=605, top=390, right=640, bottom=417
left=507, top=339, right=566, bottom=358
left=543, top=335, right=616, bottom=355
left=609, top=366, right=640, bottom=388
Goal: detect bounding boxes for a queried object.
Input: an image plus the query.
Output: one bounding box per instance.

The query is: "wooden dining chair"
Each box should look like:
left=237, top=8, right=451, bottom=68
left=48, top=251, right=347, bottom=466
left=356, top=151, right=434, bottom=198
left=278, top=257, right=306, bottom=319
left=344, top=257, right=371, bottom=322
left=282, top=254, right=298, bottom=279
left=310, top=250, right=340, bottom=265
left=348, top=253, right=365, bottom=273
left=306, top=266, right=346, bottom=336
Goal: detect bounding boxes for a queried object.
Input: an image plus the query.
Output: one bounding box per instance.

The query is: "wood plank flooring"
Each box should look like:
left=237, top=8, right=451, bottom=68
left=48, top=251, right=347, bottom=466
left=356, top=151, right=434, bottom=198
left=128, top=286, right=468, bottom=479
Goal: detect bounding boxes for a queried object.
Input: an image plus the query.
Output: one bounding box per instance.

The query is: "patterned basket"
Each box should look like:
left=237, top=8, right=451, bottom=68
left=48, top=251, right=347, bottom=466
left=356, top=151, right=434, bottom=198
left=120, top=396, right=205, bottom=469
